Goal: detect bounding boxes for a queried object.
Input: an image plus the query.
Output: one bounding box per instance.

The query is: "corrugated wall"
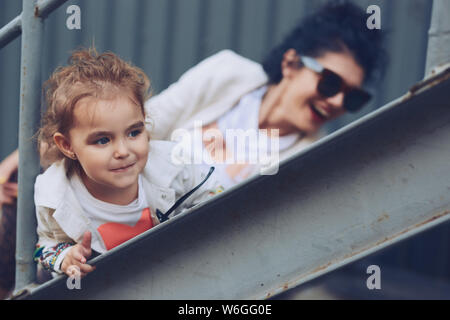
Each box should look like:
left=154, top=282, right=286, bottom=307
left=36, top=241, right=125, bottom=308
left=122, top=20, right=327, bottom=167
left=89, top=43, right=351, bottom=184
left=1, top=0, right=448, bottom=296
left=0, top=0, right=433, bottom=156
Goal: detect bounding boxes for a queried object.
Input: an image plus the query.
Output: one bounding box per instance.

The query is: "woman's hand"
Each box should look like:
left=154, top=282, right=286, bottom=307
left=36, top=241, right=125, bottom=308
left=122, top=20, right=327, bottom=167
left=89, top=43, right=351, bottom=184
left=61, top=231, right=96, bottom=277
left=0, top=150, right=18, bottom=206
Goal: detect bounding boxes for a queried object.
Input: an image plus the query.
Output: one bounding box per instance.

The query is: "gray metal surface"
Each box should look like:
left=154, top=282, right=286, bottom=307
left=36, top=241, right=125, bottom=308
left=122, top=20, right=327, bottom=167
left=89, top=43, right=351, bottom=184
left=36, top=0, right=71, bottom=18
left=14, top=0, right=69, bottom=293
left=0, top=14, right=21, bottom=49
left=0, top=0, right=68, bottom=50
left=24, top=69, right=450, bottom=299
left=15, top=0, right=45, bottom=292
left=425, top=0, right=450, bottom=75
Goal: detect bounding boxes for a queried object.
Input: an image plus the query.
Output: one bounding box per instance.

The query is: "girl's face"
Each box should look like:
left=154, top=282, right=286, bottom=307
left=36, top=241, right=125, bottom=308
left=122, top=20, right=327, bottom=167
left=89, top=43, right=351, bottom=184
left=57, top=93, right=149, bottom=203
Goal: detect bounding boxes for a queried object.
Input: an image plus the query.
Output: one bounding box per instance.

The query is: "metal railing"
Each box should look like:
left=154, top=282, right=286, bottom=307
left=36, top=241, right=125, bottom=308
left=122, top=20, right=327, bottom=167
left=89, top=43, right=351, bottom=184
left=0, top=0, right=69, bottom=294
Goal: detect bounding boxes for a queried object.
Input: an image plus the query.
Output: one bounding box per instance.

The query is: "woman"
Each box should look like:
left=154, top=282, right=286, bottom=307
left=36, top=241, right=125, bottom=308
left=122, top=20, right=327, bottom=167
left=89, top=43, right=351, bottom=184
left=145, top=1, right=386, bottom=187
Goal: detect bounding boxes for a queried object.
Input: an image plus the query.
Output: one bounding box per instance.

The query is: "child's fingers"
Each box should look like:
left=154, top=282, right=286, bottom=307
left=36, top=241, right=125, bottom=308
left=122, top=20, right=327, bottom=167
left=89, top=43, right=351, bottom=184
left=81, top=231, right=92, bottom=250
left=72, top=249, right=87, bottom=264
left=79, top=263, right=95, bottom=275
left=80, top=231, right=92, bottom=258
left=66, top=264, right=95, bottom=278
left=66, top=264, right=81, bottom=276
left=66, top=266, right=91, bottom=279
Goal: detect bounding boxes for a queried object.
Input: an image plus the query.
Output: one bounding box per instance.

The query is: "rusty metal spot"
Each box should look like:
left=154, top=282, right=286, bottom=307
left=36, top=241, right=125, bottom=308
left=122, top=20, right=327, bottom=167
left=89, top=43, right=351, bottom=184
left=376, top=212, right=390, bottom=223
left=409, top=67, right=450, bottom=95
left=413, top=210, right=449, bottom=229
left=400, top=67, right=450, bottom=104
left=312, top=262, right=332, bottom=274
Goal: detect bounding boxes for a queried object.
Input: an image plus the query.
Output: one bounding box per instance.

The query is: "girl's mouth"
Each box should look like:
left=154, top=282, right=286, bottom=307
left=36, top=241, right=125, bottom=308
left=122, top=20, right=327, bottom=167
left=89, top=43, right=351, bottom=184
left=110, top=162, right=135, bottom=172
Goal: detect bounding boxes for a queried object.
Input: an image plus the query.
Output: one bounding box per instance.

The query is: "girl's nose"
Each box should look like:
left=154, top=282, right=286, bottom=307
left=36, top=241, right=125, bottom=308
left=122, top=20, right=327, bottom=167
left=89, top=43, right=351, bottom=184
left=113, top=140, right=130, bottom=158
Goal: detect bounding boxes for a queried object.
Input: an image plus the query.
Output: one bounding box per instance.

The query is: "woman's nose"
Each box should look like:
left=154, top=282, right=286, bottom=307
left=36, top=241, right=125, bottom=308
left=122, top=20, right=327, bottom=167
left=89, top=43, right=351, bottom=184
left=326, top=91, right=345, bottom=111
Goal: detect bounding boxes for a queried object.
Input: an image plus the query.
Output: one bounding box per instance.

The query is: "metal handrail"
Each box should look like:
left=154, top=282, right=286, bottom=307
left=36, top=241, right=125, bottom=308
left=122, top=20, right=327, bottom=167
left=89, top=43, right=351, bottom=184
left=0, top=0, right=69, bottom=49
left=0, top=0, right=70, bottom=295
left=0, top=14, right=22, bottom=50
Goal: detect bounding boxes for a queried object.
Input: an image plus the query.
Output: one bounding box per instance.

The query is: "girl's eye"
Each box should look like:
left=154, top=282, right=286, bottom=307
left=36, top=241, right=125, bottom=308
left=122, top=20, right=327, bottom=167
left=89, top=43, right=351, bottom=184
left=95, top=137, right=110, bottom=145
left=129, top=129, right=142, bottom=138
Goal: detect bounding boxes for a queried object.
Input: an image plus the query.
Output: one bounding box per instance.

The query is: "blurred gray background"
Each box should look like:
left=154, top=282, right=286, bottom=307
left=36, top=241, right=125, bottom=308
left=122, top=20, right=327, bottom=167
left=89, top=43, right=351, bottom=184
left=1, top=0, right=449, bottom=299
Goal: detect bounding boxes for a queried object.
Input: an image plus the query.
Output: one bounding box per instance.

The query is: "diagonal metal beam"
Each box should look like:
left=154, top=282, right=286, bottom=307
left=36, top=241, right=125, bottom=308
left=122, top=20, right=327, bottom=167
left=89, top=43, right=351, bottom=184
left=19, top=67, right=450, bottom=300
left=0, top=14, right=22, bottom=50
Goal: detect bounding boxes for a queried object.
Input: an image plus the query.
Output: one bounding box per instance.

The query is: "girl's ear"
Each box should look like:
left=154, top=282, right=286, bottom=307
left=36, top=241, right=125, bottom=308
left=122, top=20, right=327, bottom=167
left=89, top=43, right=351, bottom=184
left=53, top=132, right=77, bottom=160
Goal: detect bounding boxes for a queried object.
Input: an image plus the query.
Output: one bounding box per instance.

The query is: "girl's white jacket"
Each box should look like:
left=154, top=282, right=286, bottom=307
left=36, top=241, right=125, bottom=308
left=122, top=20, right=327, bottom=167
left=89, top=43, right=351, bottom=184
left=34, top=140, right=221, bottom=255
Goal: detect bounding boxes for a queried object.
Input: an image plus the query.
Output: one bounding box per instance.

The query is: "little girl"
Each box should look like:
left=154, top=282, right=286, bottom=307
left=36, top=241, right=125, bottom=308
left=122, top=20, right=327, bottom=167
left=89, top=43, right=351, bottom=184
left=33, top=49, right=221, bottom=278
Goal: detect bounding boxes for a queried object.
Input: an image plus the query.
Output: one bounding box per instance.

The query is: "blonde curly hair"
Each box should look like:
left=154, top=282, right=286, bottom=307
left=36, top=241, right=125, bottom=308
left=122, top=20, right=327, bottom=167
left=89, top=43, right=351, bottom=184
left=37, top=47, right=151, bottom=175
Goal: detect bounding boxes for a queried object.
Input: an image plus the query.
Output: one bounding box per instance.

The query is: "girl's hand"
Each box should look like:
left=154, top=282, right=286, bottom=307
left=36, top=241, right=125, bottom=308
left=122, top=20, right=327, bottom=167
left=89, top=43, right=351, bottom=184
left=61, top=231, right=96, bottom=277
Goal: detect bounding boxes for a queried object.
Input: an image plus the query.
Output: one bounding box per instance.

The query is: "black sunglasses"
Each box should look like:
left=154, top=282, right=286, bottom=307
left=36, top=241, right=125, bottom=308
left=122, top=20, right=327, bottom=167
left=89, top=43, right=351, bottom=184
left=298, top=56, right=371, bottom=112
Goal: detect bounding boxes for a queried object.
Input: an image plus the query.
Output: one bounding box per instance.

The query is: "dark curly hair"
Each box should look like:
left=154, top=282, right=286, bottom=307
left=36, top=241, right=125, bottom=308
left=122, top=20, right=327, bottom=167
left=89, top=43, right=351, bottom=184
left=262, top=0, right=387, bottom=85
